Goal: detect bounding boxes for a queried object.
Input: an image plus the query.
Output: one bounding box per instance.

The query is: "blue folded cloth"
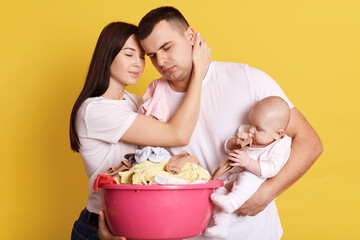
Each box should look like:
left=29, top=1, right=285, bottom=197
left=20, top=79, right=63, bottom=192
left=134, top=146, right=172, bottom=164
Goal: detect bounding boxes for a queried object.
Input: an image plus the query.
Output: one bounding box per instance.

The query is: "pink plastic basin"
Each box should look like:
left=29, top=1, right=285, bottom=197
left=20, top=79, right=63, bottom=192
left=100, top=180, right=223, bottom=240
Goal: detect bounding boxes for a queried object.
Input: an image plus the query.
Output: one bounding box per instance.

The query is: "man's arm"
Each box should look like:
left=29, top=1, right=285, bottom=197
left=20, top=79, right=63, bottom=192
left=235, top=107, right=323, bottom=216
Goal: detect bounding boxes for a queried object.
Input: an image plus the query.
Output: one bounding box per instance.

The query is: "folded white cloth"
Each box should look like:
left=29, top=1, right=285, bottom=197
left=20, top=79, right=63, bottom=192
left=149, top=175, right=188, bottom=185
left=149, top=175, right=209, bottom=185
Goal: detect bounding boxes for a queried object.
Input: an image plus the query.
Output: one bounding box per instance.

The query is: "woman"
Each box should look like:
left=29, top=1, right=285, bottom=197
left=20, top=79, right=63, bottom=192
left=70, top=22, right=210, bottom=240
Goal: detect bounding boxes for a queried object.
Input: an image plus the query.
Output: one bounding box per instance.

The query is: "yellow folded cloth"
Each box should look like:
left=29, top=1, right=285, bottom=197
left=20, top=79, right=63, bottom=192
left=117, top=160, right=210, bottom=185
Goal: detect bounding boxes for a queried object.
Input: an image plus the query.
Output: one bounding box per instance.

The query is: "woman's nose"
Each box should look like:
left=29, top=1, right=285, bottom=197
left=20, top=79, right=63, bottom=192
left=133, top=56, right=142, bottom=68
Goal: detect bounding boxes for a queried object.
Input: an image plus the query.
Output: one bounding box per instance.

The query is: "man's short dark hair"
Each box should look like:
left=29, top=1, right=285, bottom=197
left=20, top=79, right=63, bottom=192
left=138, top=6, right=190, bottom=40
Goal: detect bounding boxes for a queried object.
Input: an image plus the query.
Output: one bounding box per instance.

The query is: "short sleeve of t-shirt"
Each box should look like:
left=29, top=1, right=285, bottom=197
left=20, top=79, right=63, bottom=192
left=84, top=99, right=138, bottom=144
left=248, top=67, right=294, bottom=109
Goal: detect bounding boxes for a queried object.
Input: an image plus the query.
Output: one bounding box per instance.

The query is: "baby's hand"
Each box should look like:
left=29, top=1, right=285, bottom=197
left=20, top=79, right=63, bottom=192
left=228, top=149, right=251, bottom=169
left=236, top=131, right=249, bottom=140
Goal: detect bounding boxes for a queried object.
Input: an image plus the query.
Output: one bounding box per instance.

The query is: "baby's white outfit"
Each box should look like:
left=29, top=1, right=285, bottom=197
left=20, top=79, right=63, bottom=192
left=205, top=125, right=292, bottom=239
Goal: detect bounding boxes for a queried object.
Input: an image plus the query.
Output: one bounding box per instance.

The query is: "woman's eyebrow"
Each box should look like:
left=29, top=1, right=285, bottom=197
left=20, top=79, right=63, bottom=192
left=122, top=47, right=136, bottom=51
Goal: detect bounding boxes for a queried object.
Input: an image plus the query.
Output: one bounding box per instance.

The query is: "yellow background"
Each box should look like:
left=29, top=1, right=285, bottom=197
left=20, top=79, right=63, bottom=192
left=1, top=0, right=359, bottom=239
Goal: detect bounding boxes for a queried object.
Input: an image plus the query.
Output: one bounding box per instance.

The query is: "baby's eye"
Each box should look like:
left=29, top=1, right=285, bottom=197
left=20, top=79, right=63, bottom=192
left=125, top=54, right=133, bottom=57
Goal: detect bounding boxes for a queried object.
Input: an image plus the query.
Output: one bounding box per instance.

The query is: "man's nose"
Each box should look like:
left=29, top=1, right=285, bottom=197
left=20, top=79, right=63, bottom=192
left=157, top=53, right=167, bottom=67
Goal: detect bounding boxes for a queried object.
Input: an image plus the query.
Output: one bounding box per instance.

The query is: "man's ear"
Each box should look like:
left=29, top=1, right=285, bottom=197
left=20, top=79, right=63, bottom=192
left=184, top=27, right=196, bottom=46
left=274, top=129, right=285, bottom=140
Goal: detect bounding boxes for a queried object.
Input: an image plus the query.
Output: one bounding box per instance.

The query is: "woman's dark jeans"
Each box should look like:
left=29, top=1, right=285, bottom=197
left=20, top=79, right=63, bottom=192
left=71, top=208, right=100, bottom=240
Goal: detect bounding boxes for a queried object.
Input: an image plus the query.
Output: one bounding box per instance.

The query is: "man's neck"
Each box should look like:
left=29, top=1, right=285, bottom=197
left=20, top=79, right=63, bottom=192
left=167, top=78, right=190, bottom=92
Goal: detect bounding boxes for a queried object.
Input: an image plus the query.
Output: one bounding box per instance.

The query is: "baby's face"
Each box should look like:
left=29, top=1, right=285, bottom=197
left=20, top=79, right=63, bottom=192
left=248, top=109, right=279, bottom=147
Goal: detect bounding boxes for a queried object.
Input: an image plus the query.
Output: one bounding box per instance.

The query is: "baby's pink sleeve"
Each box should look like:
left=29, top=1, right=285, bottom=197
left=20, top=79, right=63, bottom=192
left=141, top=79, right=170, bottom=122
left=142, top=80, right=157, bottom=104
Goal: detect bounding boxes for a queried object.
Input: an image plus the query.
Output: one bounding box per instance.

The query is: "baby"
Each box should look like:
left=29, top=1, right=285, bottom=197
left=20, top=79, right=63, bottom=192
left=205, top=96, right=292, bottom=239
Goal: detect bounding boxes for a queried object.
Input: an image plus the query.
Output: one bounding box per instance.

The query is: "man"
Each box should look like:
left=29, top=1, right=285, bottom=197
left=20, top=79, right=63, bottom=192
left=99, top=6, right=323, bottom=240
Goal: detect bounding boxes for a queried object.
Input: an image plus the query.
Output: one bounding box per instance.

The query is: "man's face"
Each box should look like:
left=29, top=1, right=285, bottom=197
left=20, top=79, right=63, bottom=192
left=140, top=20, right=195, bottom=83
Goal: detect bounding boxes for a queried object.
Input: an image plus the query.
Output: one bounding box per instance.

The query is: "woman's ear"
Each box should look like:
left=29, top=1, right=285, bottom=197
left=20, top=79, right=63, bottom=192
left=273, top=129, right=285, bottom=140
left=185, top=27, right=196, bottom=46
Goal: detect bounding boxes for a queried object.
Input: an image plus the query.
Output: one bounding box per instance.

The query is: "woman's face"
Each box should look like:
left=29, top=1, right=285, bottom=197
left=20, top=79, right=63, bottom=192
left=109, top=34, right=145, bottom=87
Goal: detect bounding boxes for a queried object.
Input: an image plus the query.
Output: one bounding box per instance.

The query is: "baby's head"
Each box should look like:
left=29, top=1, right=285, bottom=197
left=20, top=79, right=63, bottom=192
left=248, top=96, right=290, bottom=147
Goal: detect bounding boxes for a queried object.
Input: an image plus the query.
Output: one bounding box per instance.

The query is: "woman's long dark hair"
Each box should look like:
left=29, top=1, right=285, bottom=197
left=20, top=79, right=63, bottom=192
left=70, top=22, right=138, bottom=152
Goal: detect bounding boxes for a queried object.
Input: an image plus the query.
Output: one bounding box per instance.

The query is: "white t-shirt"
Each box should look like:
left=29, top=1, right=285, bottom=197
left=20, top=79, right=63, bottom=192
left=162, top=61, right=294, bottom=240
left=76, top=91, right=141, bottom=213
